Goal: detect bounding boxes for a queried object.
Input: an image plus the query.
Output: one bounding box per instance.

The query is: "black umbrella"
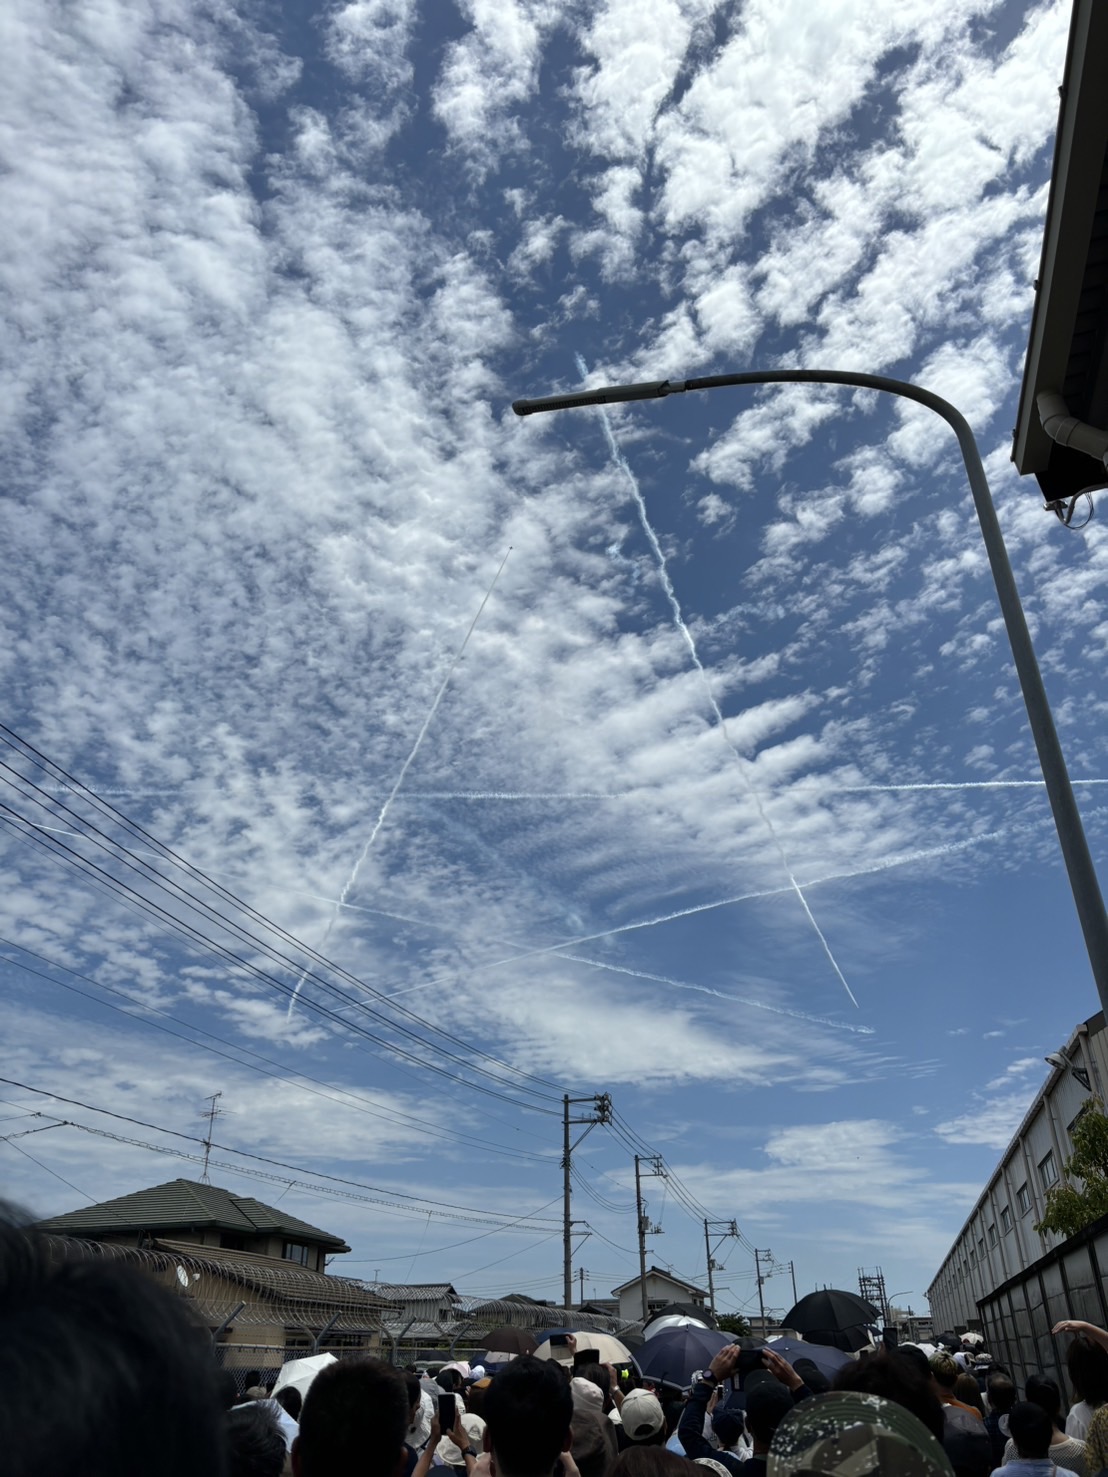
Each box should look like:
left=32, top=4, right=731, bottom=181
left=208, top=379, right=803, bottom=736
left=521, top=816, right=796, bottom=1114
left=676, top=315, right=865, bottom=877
left=783, top=1290, right=879, bottom=1342
left=634, top=1325, right=732, bottom=1389
left=935, top=1331, right=962, bottom=1352
left=479, top=1326, right=538, bottom=1357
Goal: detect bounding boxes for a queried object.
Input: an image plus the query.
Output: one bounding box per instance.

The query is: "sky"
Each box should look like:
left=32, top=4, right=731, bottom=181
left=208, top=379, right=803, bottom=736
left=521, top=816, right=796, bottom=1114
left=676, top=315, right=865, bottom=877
left=2, top=0, right=1107, bottom=1328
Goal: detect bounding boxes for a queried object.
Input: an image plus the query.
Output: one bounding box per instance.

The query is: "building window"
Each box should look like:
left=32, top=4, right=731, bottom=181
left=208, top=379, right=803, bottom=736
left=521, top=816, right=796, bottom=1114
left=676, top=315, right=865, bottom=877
left=1001, top=1205, right=1012, bottom=1234
left=988, top=1222, right=997, bottom=1246
left=1017, top=1183, right=1032, bottom=1215
left=978, top=1237, right=986, bottom=1260
left=283, top=1241, right=312, bottom=1266
left=970, top=1245, right=976, bottom=1266
left=1039, top=1151, right=1058, bottom=1189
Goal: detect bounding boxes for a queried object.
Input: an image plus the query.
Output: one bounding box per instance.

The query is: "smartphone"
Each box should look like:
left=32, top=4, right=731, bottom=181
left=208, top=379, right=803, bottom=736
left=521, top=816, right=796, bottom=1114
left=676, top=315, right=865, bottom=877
left=572, top=1349, right=596, bottom=1373
left=737, top=1348, right=767, bottom=1385
left=438, top=1393, right=456, bottom=1430
left=549, top=1333, right=571, bottom=1347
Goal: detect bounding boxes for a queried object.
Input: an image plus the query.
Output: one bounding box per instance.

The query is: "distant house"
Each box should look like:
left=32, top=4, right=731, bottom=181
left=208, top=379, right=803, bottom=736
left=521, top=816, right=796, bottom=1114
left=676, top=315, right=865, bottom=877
left=611, top=1267, right=709, bottom=1324
left=36, top=1178, right=394, bottom=1373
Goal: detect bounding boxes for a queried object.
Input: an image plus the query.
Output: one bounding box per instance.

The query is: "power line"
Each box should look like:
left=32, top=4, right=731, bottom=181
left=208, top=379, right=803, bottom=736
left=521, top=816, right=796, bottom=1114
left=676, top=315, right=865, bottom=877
left=0, top=726, right=567, bottom=1106
left=0, top=1076, right=562, bottom=1230
left=0, top=937, right=551, bottom=1165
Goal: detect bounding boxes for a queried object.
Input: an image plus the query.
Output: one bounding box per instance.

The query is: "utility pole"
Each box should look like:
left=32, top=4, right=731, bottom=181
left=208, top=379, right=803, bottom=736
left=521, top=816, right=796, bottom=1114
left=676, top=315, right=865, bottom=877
left=703, top=1218, right=739, bottom=1318
left=788, top=1259, right=798, bottom=1306
left=635, top=1154, right=665, bottom=1321
left=755, top=1248, right=771, bottom=1335
left=578, top=1265, right=587, bottom=1304
left=200, top=1091, right=222, bottom=1184
left=562, top=1093, right=612, bottom=1309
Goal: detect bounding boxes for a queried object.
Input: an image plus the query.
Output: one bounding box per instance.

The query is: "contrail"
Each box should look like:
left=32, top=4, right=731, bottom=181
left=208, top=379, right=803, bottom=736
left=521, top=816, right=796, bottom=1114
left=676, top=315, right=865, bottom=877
left=555, top=951, right=876, bottom=1034
left=384, top=827, right=1004, bottom=996
left=830, top=779, right=1108, bottom=792
left=577, top=354, right=859, bottom=1007
left=287, top=547, right=512, bottom=1019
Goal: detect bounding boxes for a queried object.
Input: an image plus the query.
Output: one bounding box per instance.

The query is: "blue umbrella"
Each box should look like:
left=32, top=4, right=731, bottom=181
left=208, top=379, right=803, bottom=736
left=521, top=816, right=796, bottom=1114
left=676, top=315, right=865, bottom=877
left=765, top=1336, right=851, bottom=1381
left=634, top=1325, right=732, bottom=1389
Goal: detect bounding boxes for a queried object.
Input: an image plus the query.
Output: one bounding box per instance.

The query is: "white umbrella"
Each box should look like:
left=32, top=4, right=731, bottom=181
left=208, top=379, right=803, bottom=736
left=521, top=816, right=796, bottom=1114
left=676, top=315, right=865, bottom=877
left=960, top=1331, right=985, bottom=1347
left=643, top=1314, right=709, bottom=1340
left=272, top=1352, right=337, bottom=1402
left=534, top=1332, right=636, bottom=1365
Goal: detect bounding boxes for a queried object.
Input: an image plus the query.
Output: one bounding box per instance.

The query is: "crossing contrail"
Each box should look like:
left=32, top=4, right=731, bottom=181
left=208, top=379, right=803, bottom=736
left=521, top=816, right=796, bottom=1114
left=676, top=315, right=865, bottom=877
left=471, top=828, right=1005, bottom=973
left=578, top=354, right=859, bottom=1007
left=287, top=547, right=512, bottom=1019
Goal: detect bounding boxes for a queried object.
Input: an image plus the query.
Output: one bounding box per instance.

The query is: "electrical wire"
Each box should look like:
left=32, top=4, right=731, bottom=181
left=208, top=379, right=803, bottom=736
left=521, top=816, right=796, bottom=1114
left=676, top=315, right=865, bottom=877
left=0, top=727, right=568, bottom=1105
left=0, top=1077, right=562, bottom=1229
left=0, top=800, right=561, bottom=1118
left=0, top=937, right=551, bottom=1165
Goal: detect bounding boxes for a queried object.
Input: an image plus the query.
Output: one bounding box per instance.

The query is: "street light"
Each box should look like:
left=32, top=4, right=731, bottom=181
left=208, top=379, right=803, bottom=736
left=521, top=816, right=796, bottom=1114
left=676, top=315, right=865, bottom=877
left=1045, top=1051, right=1092, bottom=1090
left=514, top=368, right=1108, bottom=1012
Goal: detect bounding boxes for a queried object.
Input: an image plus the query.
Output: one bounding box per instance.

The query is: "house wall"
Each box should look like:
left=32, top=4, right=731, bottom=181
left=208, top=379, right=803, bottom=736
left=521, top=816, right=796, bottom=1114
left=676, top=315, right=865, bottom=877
left=616, top=1274, right=706, bottom=1323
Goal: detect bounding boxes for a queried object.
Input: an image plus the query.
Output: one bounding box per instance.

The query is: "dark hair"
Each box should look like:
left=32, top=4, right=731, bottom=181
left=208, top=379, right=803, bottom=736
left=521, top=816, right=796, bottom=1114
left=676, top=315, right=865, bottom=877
left=0, top=1205, right=226, bottom=1477
left=833, top=1349, right=945, bottom=1443
left=438, top=1368, right=463, bottom=1393
left=296, top=1355, right=409, bottom=1477
left=986, top=1374, right=1016, bottom=1414
left=711, top=1408, right=743, bottom=1448
left=274, top=1385, right=302, bottom=1421
left=218, top=1369, right=243, bottom=1410
left=484, top=1356, right=572, bottom=1477
left=1008, top=1400, right=1053, bottom=1459
left=953, top=1373, right=984, bottom=1415
left=577, top=1362, right=613, bottom=1413
left=571, top=1407, right=617, bottom=1477
left=744, top=1382, right=794, bottom=1446
left=793, top=1360, right=831, bottom=1395
left=403, top=1373, right=422, bottom=1410
left=1024, top=1374, right=1063, bottom=1431
left=1067, top=1335, right=1108, bottom=1406
left=244, top=1370, right=262, bottom=1390
left=608, top=1450, right=688, bottom=1477
left=226, top=1403, right=286, bottom=1477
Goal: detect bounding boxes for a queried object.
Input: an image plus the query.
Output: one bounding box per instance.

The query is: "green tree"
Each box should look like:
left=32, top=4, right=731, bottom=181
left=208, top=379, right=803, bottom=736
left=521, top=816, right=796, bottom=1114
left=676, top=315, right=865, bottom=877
left=1036, top=1099, right=1108, bottom=1237
left=715, top=1313, right=751, bottom=1337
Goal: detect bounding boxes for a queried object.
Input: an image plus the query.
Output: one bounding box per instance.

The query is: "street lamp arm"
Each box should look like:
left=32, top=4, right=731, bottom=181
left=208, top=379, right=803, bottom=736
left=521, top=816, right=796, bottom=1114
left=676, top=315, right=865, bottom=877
left=512, top=367, right=1108, bottom=1012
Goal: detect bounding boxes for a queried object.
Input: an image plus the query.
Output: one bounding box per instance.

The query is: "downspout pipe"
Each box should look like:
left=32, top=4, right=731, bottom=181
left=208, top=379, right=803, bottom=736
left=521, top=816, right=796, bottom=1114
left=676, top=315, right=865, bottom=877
left=1038, top=390, right=1108, bottom=468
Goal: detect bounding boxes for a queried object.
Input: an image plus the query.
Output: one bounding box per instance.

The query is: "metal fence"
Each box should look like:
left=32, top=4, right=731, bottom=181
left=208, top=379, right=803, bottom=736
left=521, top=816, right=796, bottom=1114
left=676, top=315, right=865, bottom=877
left=976, top=1208, right=1108, bottom=1399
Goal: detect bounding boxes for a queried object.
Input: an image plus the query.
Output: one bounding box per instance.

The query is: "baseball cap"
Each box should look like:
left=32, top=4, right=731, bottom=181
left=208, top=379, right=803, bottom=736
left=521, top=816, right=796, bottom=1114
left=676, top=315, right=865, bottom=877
left=767, top=1391, right=954, bottom=1477
left=619, top=1388, right=665, bottom=1441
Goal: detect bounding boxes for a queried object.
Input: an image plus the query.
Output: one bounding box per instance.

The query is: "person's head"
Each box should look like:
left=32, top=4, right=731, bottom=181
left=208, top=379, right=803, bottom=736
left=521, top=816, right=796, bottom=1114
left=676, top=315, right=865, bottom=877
left=928, top=1351, right=959, bottom=1391
left=833, top=1348, right=945, bottom=1443
left=744, top=1382, right=794, bottom=1453
left=577, top=1362, right=613, bottom=1413
left=1008, top=1400, right=1053, bottom=1460
left=616, top=1389, right=667, bottom=1446
left=953, top=1372, right=984, bottom=1415
left=227, top=1403, right=287, bottom=1477
left=483, top=1356, right=573, bottom=1477
left=709, top=1408, right=743, bottom=1451
left=1067, top=1333, right=1108, bottom=1406
left=438, top=1368, right=464, bottom=1394
left=0, top=1202, right=226, bottom=1477
left=986, top=1373, right=1016, bottom=1415
left=570, top=1406, right=617, bottom=1477
left=244, top=1370, right=262, bottom=1391
left=1024, top=1373, right=1063, bottom=1430
left=607, top=1449, right=688, bottom=1477
left=403, top=1373, right=422, bottom=1420
left=793, top=1358, right=831, bottom=1395
left=274, top=1385, right=302, bottom=1422
left=292, top=1356, right=409, bottom=1477
left=217, top=1370, right=243, bottom=1411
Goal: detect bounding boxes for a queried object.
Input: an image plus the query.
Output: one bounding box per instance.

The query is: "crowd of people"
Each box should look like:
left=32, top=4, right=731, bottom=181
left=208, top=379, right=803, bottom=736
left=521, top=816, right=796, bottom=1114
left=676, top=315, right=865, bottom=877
left=8, top=1201, right=1108, bottom=1477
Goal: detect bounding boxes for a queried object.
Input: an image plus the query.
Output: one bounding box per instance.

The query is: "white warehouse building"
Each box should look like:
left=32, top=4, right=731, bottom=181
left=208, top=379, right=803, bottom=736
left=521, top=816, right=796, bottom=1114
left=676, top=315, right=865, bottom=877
left=927, top=1013, right=1108, bottom=1336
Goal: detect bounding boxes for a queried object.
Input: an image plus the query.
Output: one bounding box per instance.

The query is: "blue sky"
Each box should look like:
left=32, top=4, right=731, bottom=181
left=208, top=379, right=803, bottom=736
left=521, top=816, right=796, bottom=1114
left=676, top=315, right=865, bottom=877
left=2, top=0, right=1106, bottom=1324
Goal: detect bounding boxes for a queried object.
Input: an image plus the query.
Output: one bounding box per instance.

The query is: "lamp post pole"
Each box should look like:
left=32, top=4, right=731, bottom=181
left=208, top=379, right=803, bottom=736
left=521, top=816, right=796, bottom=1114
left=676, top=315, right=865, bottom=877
left=514, top=369, right=1108, bottom=1013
